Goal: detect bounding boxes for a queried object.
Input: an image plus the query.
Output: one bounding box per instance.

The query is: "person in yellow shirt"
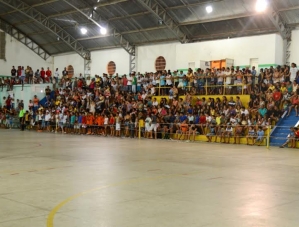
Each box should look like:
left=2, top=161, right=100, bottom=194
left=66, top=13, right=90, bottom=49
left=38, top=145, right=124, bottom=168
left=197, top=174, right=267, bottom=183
left=280, top=83, right=287, bottom=93
left=138, top=117, right=145, bottom=137
left=186, top=68, right=194, bottom=90
left=267, top=83, right=275, bottom=91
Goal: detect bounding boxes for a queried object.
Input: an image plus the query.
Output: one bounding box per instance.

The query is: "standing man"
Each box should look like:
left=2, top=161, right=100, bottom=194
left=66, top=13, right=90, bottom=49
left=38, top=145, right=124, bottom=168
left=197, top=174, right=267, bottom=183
left=127, top=73, right=132, bottom=92
left=132, top=74, right=137, bottom=93
left=20, top=66, right=25, bottom=91
left=290, top=63, right=298, bottom=82
left=40, top=67, right=46, bottom=83
left=62, top=67, right=68, bottom=79
left=19, top=106, right=26, bottom=131
left=251, top=66, right=257, bottom=86
left=11, top=66, right=16, bottom=82
left=54, top=68, right=59, bottom=84
left=46, top=67, right=52, bottom=83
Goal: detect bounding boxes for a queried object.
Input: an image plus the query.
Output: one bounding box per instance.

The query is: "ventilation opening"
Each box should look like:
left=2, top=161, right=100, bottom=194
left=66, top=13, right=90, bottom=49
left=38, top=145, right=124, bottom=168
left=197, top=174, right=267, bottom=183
left=155, top=56, right=166, bottom=71
left=107, top=61, right=116, bottom=75
left=67, top=65, right=74, bottom=78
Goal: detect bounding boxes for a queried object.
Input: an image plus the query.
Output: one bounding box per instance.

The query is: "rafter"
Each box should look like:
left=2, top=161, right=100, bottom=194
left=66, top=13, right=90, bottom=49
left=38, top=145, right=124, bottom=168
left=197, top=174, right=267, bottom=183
left=0, top=0, right=90, bottom=59
left=136, top=0, right=188, bottom=43
left=77, top=26, right=167, bottom=41
left=0, top=0, right=58, bottom=16
left=0, top=18, right=50, bottom=60
left=267, top=6, right=292, bottom=40
left=62, top=0, right=135, bottom=56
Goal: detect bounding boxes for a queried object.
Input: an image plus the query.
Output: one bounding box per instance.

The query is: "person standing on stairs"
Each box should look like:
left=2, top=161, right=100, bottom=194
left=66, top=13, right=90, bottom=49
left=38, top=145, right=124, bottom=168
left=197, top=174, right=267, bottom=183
left=286, top=94, right=299, bottom=117
left=280, top=127, right=297, bottom=148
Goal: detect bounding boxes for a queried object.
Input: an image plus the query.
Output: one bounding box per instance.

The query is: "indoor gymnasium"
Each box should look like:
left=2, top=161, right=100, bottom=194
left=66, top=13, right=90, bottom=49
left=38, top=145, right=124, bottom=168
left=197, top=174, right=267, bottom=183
left=0, top=0, right=299, bottom=227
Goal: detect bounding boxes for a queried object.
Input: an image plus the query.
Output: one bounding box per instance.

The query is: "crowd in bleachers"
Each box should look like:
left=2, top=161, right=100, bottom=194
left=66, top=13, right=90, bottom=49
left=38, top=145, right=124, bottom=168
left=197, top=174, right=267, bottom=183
left=1, top=63, right=299, bottom=146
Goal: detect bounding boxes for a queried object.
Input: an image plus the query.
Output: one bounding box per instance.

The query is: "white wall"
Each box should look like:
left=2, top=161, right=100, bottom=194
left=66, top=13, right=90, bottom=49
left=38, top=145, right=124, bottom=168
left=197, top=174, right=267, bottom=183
left=53, top=53, right=84, bottom=78
left=275, top=34, right=284, bottom=65
left=137, top=42, right=178, bottom=73
left=0, top=33, right=52, bottom=75
left=136, top=34, right=283, bottom=72
left=0, top=84, right=52, bottom=110
left=14, top=84, right=52, bottom=110
left=91, top=48, right=130, bottom=76
left=290, top=28, right=299, bottom=65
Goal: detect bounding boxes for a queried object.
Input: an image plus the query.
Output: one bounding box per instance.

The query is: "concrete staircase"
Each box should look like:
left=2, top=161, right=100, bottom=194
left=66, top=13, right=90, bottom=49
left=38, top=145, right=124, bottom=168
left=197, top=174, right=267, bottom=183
left=270, top=110, right=299, bottom=146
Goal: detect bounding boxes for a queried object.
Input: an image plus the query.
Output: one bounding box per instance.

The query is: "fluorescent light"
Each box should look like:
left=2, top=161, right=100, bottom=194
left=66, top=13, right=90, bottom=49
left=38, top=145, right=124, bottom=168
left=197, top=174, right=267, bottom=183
left=100, top=27, right=107, bottom=35
left=206, top=5, right=213, bottom=13
left=80, top=28, right=87, bottom=34
left=256, top=0, right=268, bottom=12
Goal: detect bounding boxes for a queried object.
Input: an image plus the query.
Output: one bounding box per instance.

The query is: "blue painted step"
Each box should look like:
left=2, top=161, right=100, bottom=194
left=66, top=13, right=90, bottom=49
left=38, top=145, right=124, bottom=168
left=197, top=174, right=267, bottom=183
left=270, top=110, right=299, bottom=147
left=39, top=91, right=55, bottom=106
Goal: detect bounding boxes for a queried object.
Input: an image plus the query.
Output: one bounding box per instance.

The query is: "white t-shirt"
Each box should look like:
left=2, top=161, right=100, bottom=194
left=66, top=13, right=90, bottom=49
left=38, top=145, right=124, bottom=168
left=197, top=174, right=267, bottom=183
left=290, top=67, right=298, bottom=81
left=241, top=109, right=249, bottom=116
left=225, top=71, right=231, bottom=84
left=166, top=75, right=172, bottom=85
left=45, top=113, right=51, bottom=121
left=127, top=76, right=132, bottom=85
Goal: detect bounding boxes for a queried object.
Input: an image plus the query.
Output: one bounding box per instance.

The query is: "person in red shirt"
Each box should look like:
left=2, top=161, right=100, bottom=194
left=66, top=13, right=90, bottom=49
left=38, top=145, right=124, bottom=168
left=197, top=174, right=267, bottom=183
left=199, top=112, right=206, bottom=134
left=122, top=75, right=128, bottom=91
left=109, top=114, right=115, bottom=136
left=46, top=67, right=52, bottom=83
left=40, top=67, right=46, bottom=82
left=287, top=94, right=299, bottom=117
left=77, top=79, right=83, bottom=88
left=273, top=88, right=282, bottom=106
left=5, top=96, right=12, bottom=110
left=81, top=112, right=87, bottom=134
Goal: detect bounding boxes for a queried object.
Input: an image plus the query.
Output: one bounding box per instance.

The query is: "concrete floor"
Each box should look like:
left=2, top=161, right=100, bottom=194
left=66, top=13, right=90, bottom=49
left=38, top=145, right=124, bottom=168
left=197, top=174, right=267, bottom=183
left=1, top=131, right=299, bottom=227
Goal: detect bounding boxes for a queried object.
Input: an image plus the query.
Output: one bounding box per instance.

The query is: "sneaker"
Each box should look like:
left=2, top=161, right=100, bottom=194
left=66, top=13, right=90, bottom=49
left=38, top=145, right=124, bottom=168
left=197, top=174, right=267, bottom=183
left=279, top=146, right=284, bottom=148
left=185, top=140, right=190, bottom=143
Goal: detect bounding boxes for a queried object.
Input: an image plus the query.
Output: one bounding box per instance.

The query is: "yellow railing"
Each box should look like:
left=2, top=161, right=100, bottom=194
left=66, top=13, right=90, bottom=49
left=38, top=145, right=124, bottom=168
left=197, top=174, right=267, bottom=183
left=155, top=83, right=249, bottom=96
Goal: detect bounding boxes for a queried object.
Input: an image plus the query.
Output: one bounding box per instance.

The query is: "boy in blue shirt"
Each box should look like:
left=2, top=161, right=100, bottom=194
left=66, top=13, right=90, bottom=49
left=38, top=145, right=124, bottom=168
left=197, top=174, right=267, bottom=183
left=254, top=126, right=265, bottom=146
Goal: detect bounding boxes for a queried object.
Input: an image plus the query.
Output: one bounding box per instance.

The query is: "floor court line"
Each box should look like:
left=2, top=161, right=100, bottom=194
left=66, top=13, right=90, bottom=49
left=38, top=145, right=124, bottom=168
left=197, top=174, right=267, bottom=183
left=46, top=171, right=200, bottom=227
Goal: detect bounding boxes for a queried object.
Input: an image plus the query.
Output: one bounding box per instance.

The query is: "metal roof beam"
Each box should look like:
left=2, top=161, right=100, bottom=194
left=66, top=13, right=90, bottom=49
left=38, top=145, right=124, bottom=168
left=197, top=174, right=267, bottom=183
left=0, top=0, right=58, bottom=16
left=267, top=6, right=292, bottom=40
left=0, top=18, right=51, bottom=60
left=277, top=5, right=299, bottom=13
left=0, top=0, right=90, bottom=59
left=136, top=0, right=188, bottom=43
left=61, top=0, right=135, bottom=56
left=179, top=13, right=258, bottom=26
left=77, top=26, right=167, bottom=41
left=47, top=0, right=128, bottom=19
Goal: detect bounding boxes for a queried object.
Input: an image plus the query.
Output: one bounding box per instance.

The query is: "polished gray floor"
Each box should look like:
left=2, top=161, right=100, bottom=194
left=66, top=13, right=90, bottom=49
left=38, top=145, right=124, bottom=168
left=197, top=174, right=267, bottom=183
left=0, top=130, right=299, bottom=227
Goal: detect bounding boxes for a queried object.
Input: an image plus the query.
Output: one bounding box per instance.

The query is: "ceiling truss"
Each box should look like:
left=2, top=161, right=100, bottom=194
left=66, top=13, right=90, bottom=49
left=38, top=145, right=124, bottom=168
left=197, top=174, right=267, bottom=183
left=62, top=0, right=135, bottom=56
left=0, top=0, right=90, bottom=59
left=0, top=17, right=50, bottom=60
left=136, top=0, right=188, bottom=43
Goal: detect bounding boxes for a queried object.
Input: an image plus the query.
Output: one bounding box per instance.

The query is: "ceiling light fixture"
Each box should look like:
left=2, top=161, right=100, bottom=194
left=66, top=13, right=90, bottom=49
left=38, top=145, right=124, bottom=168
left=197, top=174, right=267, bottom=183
left=206, top=5, right=213, bottom=14
left=80, top=28, right=87, bottom=34
left=100, top=27, right=107, bottom=35
left=256, top=0, right=268, bottom=12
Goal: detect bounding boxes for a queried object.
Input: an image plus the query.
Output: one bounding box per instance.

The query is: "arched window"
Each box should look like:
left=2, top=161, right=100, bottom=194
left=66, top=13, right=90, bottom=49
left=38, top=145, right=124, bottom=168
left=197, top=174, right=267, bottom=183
left=67, top=65, right=74, bottom=78
left=155, top=56, right=166, bottom=71
left=107, top=61, right=116, bottom=75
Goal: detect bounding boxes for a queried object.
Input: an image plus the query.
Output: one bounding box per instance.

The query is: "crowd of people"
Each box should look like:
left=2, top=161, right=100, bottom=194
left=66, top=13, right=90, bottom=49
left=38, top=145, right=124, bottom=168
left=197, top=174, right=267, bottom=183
left=1, top=63, right=299, bottom=147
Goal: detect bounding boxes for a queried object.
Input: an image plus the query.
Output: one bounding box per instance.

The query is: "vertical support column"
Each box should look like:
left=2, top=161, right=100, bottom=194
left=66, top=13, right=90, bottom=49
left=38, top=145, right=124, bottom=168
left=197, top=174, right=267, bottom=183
left=84, top=58, right=91, bottom=78
left=130, top=54, right=136, bottom=73
left=285, top=34, right=292, bottom=66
